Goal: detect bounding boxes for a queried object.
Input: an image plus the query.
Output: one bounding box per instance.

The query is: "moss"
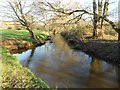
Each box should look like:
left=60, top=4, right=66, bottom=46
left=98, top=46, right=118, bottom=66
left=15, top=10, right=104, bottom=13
left=1, top=46, right=49, bottom=88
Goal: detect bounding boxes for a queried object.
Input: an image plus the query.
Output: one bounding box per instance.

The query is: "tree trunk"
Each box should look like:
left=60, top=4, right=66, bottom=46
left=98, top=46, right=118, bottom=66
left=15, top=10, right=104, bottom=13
left=98, top=0, right=103, bottom=22
left=93, top=0, right=98, bottom=37
left=29, top=30, right=36, bottom=39
left=118, top=32, right=120, bottom=41
left=100, top=0, right=109, bottom=36
left=93, top=26, right=97, bottom=37
left=26, top=26, right=36, bottom=39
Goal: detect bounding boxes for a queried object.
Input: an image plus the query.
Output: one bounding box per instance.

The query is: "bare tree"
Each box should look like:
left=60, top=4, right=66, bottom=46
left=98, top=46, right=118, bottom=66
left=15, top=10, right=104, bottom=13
left=93, top=0, right=98, bottom=37
left=118, top=0, right=120, bottom=41
left=4, top=0, right=38, bottom=42
left=38, top=0, right=120, bottom=41
left=98, top=0, right=104, bottom=37
left=100, top=0, right=109, bottom=35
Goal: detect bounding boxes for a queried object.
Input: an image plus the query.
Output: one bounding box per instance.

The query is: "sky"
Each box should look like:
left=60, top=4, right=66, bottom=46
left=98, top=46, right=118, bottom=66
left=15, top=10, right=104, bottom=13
left=0, top=0, right=119, bottom=21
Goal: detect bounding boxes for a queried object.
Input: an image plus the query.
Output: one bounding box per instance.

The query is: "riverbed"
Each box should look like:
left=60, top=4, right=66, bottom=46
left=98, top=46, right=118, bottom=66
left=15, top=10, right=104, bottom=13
left=13, top=35, right=120, bottom=88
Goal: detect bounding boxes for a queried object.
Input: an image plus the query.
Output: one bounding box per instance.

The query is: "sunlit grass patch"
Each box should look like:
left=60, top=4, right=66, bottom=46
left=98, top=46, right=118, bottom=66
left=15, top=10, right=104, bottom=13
left=1, top=29, right=48, bottom=42
left=1, top=46, right=49, bottom=88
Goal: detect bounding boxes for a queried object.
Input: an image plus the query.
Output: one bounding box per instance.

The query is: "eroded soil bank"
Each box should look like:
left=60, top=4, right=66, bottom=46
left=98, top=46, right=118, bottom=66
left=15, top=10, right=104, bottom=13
left=2, top=39, right=36, bottom=49
left=61, top=32, right=120, bottom=66
left=0, top=39, right=38, bottom=54
left=0, top=36, right=51, bottom=53
left=1, top=29, right=49, bottom=53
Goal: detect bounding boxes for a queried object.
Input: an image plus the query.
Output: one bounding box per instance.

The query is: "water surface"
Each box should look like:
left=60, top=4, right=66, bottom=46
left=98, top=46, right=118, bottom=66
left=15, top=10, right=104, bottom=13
left=13, top=35, right=120, bottom=88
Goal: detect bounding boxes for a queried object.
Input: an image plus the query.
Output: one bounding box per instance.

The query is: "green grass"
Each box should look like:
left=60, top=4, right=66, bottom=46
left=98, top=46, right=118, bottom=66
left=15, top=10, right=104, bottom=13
left=0, top=29, right=49, bottom=88
left=0, top=29, right=47, bottom=42
left=0, top=46, right=49, bottom=88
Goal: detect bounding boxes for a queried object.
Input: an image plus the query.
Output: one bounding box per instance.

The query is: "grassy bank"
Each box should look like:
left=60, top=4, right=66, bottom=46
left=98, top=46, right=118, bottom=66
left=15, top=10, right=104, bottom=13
left=0, top=46, right=49, bottom=88
left=61, top=30, right=120, bottom=66
left=0, top=29, right=48, bottom=52
left=0, top=29, right=49, bottom=88
left=1, top=29, right=47, bottom=42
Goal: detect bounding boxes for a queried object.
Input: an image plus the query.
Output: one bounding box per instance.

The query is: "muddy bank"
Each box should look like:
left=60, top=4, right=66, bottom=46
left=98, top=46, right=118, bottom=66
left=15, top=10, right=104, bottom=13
left=1, top=36, right=53, bottom=53
left=61, top=32, right=120, bottom=66
left=1, top=39, right=37, bottom=52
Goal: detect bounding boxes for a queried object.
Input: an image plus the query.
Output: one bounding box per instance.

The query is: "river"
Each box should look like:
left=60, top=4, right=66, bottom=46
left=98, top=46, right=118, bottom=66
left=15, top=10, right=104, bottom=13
left=13, top=35, right=120, bottom=88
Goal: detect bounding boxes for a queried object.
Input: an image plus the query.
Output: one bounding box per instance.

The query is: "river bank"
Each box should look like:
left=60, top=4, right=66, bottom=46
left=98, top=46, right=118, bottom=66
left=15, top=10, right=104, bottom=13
left=1, top=29, right=48, bottom=52
left=12, top=34, right=120, bottom=88
left=0, top=29, right=49, bottom=88
left=61, top=31, right=120, bottom=66
left=1, top=46, right=49, bottom=88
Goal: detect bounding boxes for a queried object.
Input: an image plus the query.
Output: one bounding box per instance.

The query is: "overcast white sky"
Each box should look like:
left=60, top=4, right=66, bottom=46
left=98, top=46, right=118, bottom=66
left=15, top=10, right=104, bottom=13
left=0, top=0, right=119, bottom=21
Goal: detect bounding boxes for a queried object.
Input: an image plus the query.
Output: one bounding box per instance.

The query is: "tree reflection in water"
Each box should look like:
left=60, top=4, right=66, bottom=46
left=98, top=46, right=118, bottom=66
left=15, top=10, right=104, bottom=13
left=88, top=57, right=119, bottom=88
left=13, top=35, right=120, bottom=88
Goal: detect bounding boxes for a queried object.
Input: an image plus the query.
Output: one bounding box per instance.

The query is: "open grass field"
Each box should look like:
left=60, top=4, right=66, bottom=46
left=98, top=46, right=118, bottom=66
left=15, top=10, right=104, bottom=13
left=0, top=29, right=47, bottom=42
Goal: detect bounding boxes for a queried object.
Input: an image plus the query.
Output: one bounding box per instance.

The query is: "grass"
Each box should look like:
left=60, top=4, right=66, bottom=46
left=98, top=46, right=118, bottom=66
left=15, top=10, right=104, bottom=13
left=0, top=29, right=49, bottom=88
left=0, top=29, right=47, bottom=42
left=0, top=45, right=49, bottom=88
